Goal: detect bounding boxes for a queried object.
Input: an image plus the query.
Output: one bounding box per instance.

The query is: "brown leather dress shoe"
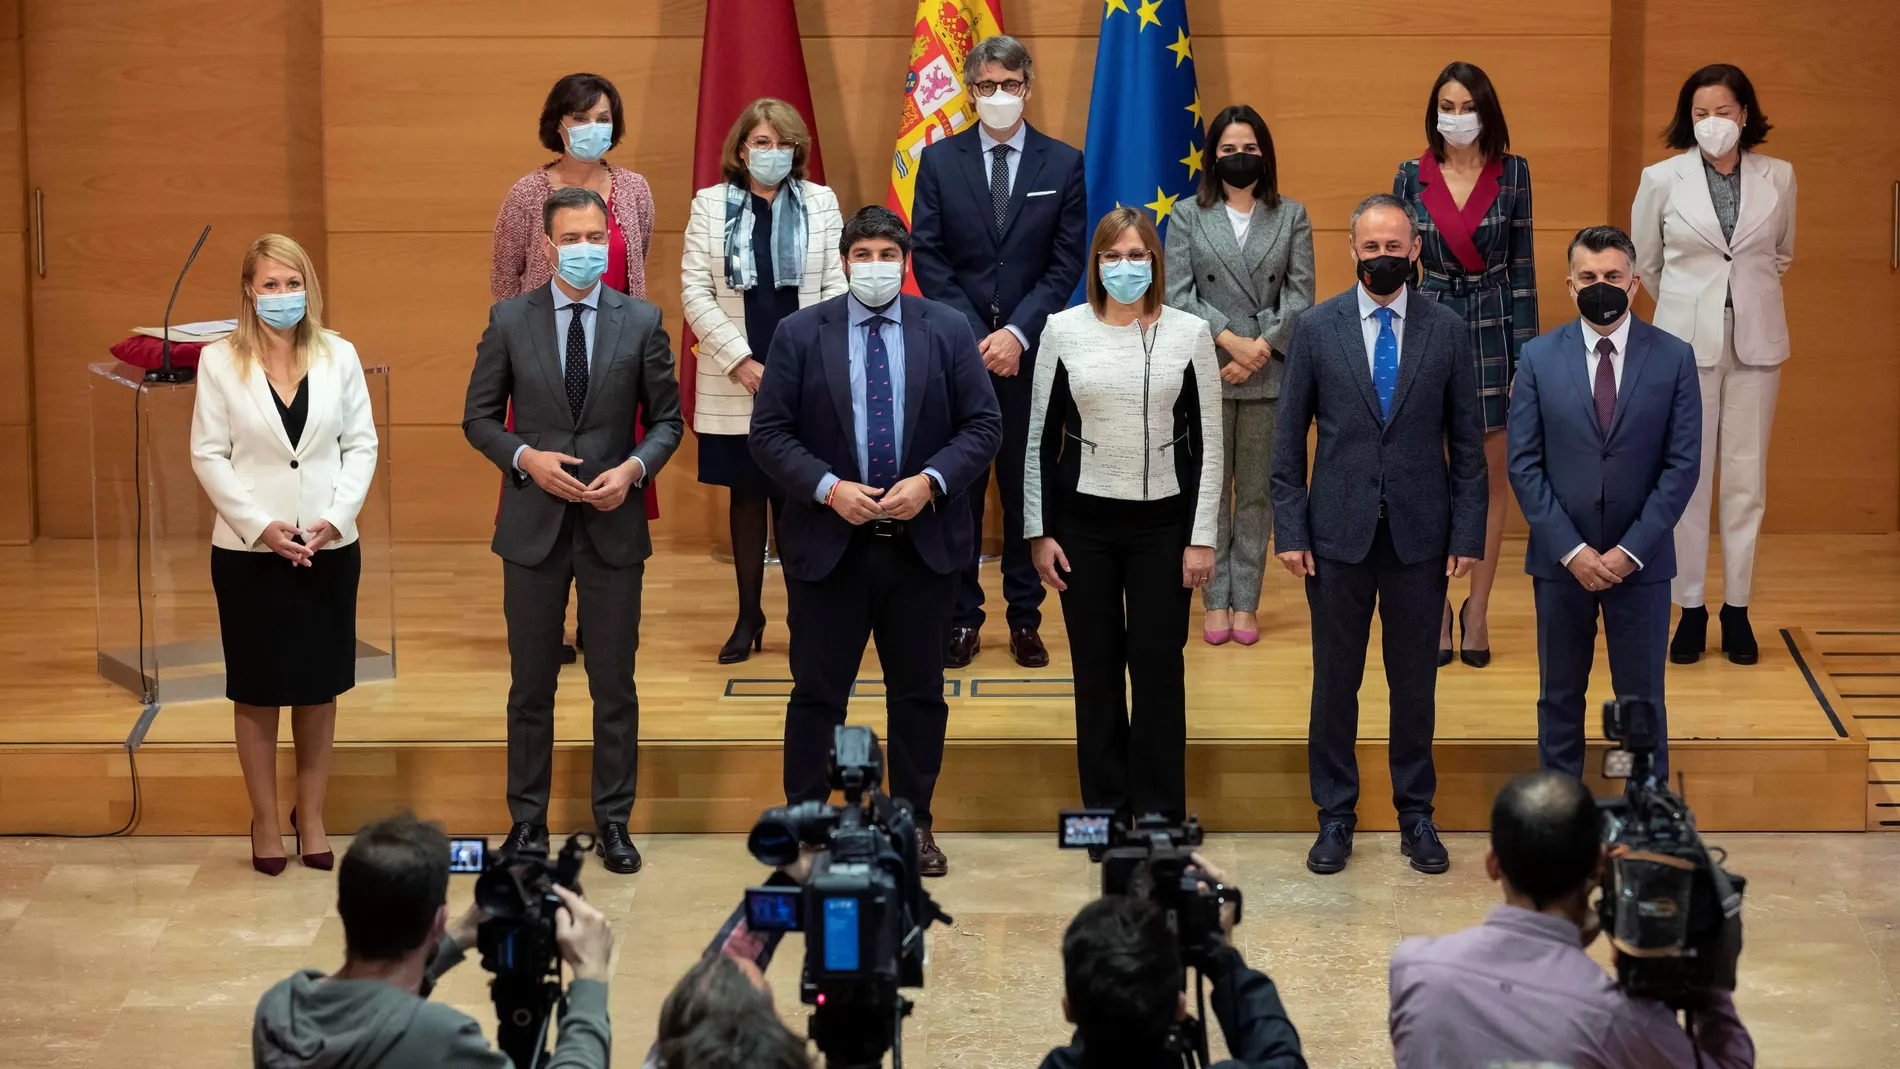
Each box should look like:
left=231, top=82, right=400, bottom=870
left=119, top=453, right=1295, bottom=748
left=945, top=627, right=980, bottom=669
left=1009, top=628, right=1050, bottom=668
left=917, top=828, right=949, bottom=877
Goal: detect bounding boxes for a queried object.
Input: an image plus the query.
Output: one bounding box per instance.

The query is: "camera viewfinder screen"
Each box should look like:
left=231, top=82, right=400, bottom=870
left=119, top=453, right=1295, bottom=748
left=744, top=887, right=802, bottom=932
left=448, top=839, right=485, bottom=874
left=822, top=897, right=861, bottom=973
left=1061, top=812, right=1112, bottom=848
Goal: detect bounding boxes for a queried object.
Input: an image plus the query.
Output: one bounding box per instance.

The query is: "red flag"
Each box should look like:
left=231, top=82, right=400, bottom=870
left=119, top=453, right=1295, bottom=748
left=682, top=0, right=824, bottom=426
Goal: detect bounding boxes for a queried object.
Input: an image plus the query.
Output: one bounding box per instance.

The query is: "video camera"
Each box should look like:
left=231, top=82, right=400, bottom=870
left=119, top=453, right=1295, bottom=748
left=742, top=726, right=954, bottom=1069
left=1596, top=697, right=1747, bottom=1006
left=461, top=830, right=595, bottom=1069
left=1057, top=810, right=1243, bottom=1068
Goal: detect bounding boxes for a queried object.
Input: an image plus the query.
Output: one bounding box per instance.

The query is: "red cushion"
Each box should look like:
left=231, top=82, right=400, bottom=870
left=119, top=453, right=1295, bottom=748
left=111, top=335, right=206, bottom=370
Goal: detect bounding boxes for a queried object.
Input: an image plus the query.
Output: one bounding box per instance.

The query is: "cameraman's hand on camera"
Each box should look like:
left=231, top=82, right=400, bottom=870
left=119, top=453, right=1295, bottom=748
left=447, top=899, right=489, bottom=952
left=777, top=844, right=820, bottom=886
left=552, top=885, right=615, bottom=984
left=1189, top=852, right=1241, bottom=943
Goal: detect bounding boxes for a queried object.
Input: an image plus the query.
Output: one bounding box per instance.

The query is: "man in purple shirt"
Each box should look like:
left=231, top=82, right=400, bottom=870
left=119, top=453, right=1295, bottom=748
left=1388, top=771, right=1754, bottom=1069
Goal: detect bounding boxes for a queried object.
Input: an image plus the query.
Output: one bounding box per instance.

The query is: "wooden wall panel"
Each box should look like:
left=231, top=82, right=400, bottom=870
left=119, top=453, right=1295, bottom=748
left=0, top=1, right=27, bottom=543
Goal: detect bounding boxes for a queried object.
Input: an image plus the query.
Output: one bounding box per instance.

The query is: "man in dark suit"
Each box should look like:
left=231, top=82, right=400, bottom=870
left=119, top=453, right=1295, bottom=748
left=463, top=186, right=683, bottom=874
left=911, top=34, right=1088, bottom=670
left=1508, top=225, right=1701, bottom=781
left=750, top=205, right=1002, bottom=876
left=1270, top=193, right=1487, bottom=877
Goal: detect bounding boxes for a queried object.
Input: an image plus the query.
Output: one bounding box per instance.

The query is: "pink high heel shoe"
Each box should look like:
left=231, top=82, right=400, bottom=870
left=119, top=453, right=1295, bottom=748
left=1204, top=629, right=1232, bottom=646
left=1232, top=629, right=1260, bottom=646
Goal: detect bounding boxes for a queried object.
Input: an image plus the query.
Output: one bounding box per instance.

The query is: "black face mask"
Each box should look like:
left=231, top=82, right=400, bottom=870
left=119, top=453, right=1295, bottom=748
left=1357, top=254, right=1414, bottom=297
left=1575, top=281, right=1631, bottom=327
left=1214, top=152, right=1265, bottom=190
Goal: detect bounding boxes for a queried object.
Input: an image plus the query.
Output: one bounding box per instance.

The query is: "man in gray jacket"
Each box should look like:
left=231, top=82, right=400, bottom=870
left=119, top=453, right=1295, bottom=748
left=253, top=815, right=614, bottom=1069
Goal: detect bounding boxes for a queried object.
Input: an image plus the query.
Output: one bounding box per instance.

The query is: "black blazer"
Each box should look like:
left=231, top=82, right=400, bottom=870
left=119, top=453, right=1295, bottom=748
left=910, top=123, right=1089, bottom=360
left=748, top=295, right=1003, bottom=582
left=1269, top=286, right=1488, bottom=566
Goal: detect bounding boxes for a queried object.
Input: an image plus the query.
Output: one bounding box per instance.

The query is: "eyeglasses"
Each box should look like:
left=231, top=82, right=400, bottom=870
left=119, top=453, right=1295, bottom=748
left=1097, top=250, right=1154, bottom=265
left=970, top=79, right=1027, bottom=98
left=746, top=136, right=796, bottom=151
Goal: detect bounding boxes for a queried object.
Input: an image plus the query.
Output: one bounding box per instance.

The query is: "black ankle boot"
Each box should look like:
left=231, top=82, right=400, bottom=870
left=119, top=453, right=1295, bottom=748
left=1719, top=604, right=1758, bottom=665
left=1670, top=606, right=1708, bottom=665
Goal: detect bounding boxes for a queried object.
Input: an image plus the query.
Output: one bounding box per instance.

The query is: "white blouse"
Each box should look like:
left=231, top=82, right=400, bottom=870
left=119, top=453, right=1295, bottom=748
left=1023, top=303, right=1223, bottom=545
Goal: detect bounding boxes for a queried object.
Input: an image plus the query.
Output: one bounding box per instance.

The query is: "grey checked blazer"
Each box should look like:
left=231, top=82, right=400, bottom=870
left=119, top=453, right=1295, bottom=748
left=1164, top=196, right=1316, bottom=400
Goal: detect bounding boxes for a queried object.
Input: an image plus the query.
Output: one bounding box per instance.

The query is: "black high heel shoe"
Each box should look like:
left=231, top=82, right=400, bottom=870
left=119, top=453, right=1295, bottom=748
left=1436, top=600, right=1454, bottom=668
left=1458, top=598, right=1491, bottom=668
left=251, top=820, right=286, bottom=877
left=718, top=616, right=766, bottom=665
left=290, top=807, right=334, bottom=871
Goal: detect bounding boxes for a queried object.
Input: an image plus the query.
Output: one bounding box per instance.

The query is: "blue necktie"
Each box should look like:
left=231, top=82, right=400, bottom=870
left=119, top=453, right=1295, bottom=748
left=862, top=316, right=899, bottom=489
left=1372, top=307, right=1399, bottom=421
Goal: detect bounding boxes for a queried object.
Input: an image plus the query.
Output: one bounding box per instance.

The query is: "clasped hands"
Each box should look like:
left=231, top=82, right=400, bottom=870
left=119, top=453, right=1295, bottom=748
left=1217, top=331, right=1273, bottom=386
left=260, top=519, right=341, bottom=565
left=1568, top=545, right=1637, bottom=592
left=828, top=474, right=935, bottom=525
left=519, top=447, right=643, bottom=512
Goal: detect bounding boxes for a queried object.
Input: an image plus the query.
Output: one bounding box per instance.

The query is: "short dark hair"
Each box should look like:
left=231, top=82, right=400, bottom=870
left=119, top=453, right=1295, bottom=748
left=1490, top=772, right=1602, bottom=910
left=1062, top=897, right=1182, bottom=1057
left=656, top=953, right=811, bottom=1069
left=1567, top=224, right=1637, bottom=269
left=1663, top=63, right=1772, bottom=151
left=1426, top=61, right=1512, bottom=163
left=543, top=186, right=608, bottom=237
left=538, top=73, right=625, bottom=155
left=1197, top=104, right=1280, bottom=211
left=337, top=814, right=450, bottom=962
left=838, top=205, right=912, bottom=258
left=1349, top=192, right=1420, bottom=242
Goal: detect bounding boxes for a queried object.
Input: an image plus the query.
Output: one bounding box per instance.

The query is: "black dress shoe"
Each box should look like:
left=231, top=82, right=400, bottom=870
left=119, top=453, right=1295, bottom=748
left=1670, top=606, right=1708, bottom=664
left=596, top=822, right=643, bottom=874
left=559, top=644, right=578, bottom=665
left=1457, top=598, right=1491, bottom=668
left=1306, top=822, right=1353, bottom=875
left=1009, top=628, right=1050, bottom=669
left=1401, top=818, right=1450, bottom=874
left=718, top=614, right=766, bottom=665
left=944, top=627, right=980, bottom=669
left=502, top=821, right=548, bottom=854
left=1719, top=604, right=1759, bottom=665
left=917, top=828, right=949, bottom=877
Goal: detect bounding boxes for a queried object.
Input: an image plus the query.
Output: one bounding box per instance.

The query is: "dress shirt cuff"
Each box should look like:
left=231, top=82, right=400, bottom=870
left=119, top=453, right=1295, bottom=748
left=1003, top=324, right=1029, bottom=350
left=626, top=455, right=647, bottom=487
left=1561, top=542, right=1587, bottom=567
left=814, top=472, right=839, bottom=506
left=1616, top=544, right=1643, bottom=570
left=922, top=468, right=946, bottom=497
left=511, top=444, right=528, bottom=475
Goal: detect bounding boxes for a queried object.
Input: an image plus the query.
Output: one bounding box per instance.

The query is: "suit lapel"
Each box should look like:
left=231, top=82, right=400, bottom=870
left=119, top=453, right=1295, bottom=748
left=294, top=350, right=328, bottom=458
left=525, top=286, right=573, bottom=430
left=1386, top=289, right=1427, bottom=422
left=1202, top=203, right=1253, bottom=302
left=1560, top=321, right=1598, bottom=436
left=1672, top=151, right=1730, bottom=253
left=578, top=294, right=625, bottom=428
left=820, top=302, right=860, bottom=481
left=1606, top=322, right=1653, bottom=443
left=1239, top=200, right=1283, bottom=280
left=1730, top=152, right=1779, bottom=249
left=998, top=130, right=1046, bottom=242
left=957, top=132, right=998, bottom=251
left=900, top=298, right=929, bottom=465
left=1333, top=294, right=1382, bottom=424
left=245, top=362, right=296, bottom=454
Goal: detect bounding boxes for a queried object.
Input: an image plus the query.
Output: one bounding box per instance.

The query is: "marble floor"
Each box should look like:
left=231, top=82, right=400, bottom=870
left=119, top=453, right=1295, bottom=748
left=1, top=831, right=1895, bottom=1067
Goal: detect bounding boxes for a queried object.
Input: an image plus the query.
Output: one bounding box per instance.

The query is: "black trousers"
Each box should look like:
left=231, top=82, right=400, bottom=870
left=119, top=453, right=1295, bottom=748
left=784, top=527, right=957, bottom=825
left=1054, top=498, right=1191, bottom=821
left=954, top=368, right=1044, bottom=632
left=502, top=505, right=644, bottom=827
left=1305, top=517, right=1446, bottom=830
left=1534, top=574, right=1672, bottom=780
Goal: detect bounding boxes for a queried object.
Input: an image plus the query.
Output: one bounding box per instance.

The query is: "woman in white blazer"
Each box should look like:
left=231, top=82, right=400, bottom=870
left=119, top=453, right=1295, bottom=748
left=1632, top=63, right=1795, bottom=667
left=189, top=234, right=379, bottom=875
left=682, top=97, right=847, bottom=663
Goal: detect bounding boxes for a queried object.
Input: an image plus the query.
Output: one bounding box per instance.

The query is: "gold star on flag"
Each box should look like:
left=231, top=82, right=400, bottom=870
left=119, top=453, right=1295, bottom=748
left=1104, top=0, right=1130, bottom=16
left=1135, top=0, right=1163, bottom=32
left=1180, top=142, right=1203, bottom=179
left=1166, top=27, right=1193, bottom=67
left=1145, top=186, right=1180, bottom=221
left=1186, top=92, right=1203, bottom=127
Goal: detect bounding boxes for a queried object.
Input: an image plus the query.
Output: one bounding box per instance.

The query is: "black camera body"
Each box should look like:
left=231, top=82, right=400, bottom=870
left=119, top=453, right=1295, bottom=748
left=744, top=726, right=951, bottom=1069
left=1595, top=697, right=1746, bottom=1006
left=472, top=831, right=594, bottom=1069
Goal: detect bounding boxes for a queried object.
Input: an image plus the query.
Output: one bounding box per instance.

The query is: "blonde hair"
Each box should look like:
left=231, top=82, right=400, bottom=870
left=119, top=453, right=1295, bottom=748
left=1085, top=207, right=1166, bottom=318
left=719, top=98, right=812, bottom=185
left=230, top=233, right=328, bottom=379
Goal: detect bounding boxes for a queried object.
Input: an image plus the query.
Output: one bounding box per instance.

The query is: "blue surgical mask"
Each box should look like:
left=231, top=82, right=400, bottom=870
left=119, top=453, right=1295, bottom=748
left=848, top=261, right=904, bottom=309
left=565, top=121, right=613, bottom=162
left=747, top=148, right=794, bottom=187
left=1100, top=260, right=1153, bottom=305
left=255, top=291, right=307, bottom=330
left=555, top=242, right=609, bottom=289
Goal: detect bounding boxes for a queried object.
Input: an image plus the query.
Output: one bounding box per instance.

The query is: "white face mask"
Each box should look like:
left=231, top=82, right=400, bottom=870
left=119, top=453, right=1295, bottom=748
left=848, top=260, right=904, bottom=309
left=1693, top=115, right=1740, bottom=158
left=1436, top=111, right=1482, bottom=148
left=974, top=90, right=1025, bottom=133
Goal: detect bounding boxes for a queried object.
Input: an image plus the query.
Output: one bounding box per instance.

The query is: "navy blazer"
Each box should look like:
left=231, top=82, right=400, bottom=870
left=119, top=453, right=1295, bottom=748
left=910, top=123, right=1089, bottom=359
left=749, top=294, right=1003, bottom=582
left=1507, top=317, right=1701, bottom=584
left=1269, top=286, right=1489, bottom=566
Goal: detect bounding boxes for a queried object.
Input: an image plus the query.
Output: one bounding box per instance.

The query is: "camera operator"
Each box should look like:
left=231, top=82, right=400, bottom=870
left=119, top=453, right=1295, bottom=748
left=1041, top=855, right=1306, bottom=1069
left=1388, top=771, right=1754, bottom=1069
left=253, top=815, right=615, bottom=1069
left=649, top=952, right=813, bottom=1069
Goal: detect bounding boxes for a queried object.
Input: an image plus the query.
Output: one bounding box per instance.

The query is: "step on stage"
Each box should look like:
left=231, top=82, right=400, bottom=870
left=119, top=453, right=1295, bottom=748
left=3, top=535, right=1895, bottom=836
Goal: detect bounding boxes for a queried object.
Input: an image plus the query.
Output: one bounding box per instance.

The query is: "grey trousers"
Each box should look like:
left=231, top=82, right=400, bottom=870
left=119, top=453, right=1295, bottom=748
left=1204, top=397, right=1277, bottom=613
left=503, top=506, right=644, bottom=827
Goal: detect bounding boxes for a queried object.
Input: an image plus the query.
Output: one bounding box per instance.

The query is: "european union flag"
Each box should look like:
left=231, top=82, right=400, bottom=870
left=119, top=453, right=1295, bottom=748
left=1074, top=0, right=1205, bottom=303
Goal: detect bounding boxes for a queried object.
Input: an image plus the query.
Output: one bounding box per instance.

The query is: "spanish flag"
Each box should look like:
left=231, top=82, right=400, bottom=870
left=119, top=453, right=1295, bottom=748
left=883, top=0, right=1006, bottom=291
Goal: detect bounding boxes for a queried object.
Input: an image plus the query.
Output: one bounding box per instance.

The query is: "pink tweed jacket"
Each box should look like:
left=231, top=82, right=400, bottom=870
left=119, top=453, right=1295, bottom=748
left=490, top=163, right=656, bottom=301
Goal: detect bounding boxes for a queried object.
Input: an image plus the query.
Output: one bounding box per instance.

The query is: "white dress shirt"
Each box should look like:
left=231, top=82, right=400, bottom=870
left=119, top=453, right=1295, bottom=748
left=1356, top=282, right=1408, bottom=373
left=978, top=121, right=1032, bottom=352
left=1560, top=314, right=1643, bottom=571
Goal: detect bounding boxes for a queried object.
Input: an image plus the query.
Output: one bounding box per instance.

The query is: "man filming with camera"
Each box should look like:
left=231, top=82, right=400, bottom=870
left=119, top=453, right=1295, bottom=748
left=1041, top=854, right=1306, bottom=1069
left=1388, top=771, right=1754, bottom=1068
left=253, top=815, right=615, bottom=1069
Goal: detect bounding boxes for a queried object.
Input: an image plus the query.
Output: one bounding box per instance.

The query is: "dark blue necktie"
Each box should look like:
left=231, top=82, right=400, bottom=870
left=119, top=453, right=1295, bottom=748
left=862, top=315, right=899, bottom=489
left=1372, top=307, right=1398, bottom=421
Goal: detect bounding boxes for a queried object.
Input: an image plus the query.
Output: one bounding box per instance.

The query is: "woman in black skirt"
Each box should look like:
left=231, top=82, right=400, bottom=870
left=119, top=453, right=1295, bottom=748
left=189, top=233, right=379, bottom=875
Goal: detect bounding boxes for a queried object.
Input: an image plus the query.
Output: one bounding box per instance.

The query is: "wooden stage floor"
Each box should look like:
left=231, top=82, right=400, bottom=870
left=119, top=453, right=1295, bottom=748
left=3, top=533, right=1896, bottom=835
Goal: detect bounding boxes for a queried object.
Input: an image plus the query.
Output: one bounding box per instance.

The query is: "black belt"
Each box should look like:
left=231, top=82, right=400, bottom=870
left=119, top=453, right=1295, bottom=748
left=868, top=519, right=908, bottom=538
left=1420, top=263, right=1508, bottom=297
